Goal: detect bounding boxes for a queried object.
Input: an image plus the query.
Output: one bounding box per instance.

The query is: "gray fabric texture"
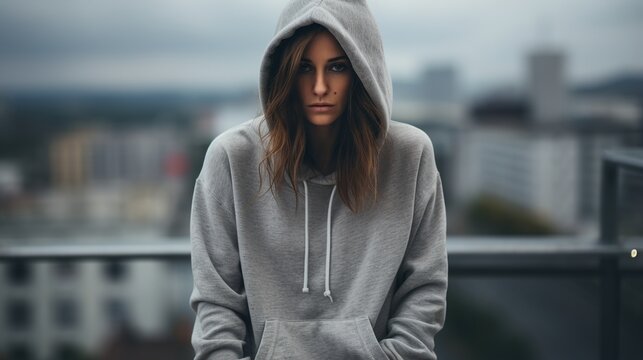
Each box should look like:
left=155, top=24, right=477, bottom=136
left=189, top=1, right=448, bottom=359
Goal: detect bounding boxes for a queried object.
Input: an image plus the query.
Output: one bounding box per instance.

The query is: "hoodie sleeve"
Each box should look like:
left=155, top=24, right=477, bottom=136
left=189, top=140, right=251, bottom=360
left=380, top=139, right=448, bottom=360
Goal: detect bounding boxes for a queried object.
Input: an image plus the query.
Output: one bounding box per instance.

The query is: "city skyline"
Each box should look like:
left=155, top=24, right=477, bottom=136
left=0, top=0, right=641, bottom=93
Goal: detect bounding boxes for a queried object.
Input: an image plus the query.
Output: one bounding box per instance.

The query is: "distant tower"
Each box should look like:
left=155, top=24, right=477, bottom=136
left=527, top=48, right=568, bottom=122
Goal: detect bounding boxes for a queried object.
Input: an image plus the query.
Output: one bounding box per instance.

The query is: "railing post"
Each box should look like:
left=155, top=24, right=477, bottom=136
left=599, top=156, right=619, bottom=360
left=600, top=158, right=618, bottom=246
left=599, top=256, right=619, bottom=360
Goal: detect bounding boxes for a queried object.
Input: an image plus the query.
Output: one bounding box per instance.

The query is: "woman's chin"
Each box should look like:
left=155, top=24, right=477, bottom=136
left=305, top=114, right=339, bottom=127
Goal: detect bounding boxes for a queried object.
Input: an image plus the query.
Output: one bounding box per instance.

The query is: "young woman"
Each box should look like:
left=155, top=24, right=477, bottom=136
left=189, top=1, right=448, bottom=359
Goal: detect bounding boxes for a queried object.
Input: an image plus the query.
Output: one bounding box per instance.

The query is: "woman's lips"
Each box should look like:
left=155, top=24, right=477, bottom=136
left=309, top=105, right=335, bottom=113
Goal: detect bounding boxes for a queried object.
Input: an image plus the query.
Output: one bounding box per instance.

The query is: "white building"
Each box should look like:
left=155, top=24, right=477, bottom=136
left=455, top=111, right=641, bottom=235
left=457, top=124, right=579, bottom=231
left=0, top=236, right=189, bottom=359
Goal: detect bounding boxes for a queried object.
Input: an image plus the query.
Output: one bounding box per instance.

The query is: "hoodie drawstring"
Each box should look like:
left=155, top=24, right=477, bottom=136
left=302, top=181, right=310, bottom=294
left=301, top=180, right=337, bottom=303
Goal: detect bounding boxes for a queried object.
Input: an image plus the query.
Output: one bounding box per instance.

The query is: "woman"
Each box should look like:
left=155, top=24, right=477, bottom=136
left=189, top=1, right=447, bottom=359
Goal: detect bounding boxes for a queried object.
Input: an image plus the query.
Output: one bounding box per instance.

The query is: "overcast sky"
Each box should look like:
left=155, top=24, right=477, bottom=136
left=0, top=0, right=641, bottom=92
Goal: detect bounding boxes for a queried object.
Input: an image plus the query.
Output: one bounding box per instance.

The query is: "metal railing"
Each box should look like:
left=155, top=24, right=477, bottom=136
left=598, top=149, right=643, bottom=360
left=1, top=149, right=642, bottom=360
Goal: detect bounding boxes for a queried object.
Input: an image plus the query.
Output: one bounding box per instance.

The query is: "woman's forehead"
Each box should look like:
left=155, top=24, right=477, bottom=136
left=302, top=31, right=346, bottom=60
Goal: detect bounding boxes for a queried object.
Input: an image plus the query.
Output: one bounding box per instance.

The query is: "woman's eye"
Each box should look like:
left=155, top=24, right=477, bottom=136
left=298, top=63, right=312, bottom=73
left=330, top=63, right=347, bottom=72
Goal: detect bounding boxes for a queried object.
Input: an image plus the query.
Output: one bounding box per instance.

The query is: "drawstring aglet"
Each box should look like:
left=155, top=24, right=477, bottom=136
left=324, top=290, right=333, bottom=303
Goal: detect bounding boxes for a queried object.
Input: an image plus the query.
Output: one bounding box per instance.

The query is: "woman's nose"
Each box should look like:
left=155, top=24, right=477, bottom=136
left=313, top=72, right=328, bottom=96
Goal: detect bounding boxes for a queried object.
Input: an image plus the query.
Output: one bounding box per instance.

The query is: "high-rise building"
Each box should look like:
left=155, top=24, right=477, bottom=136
left=527, top=48, right=568, bottom=122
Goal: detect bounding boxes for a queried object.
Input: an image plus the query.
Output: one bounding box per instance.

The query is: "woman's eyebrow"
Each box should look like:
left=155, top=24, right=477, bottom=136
left=301, top=55, right=349, bottom=63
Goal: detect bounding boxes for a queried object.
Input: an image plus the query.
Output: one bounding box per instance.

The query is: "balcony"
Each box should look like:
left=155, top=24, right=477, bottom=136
left=1, top=150, right=641, bottom=360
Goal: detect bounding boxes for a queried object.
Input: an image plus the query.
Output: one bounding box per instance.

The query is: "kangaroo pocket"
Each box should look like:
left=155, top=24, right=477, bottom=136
left=254, top=316, right=389, bottom=360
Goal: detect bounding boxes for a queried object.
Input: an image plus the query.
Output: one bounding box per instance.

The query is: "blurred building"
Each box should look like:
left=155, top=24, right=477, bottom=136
left=394, top=63, right=467, bottom=128
left=456, top=120, right=579, bottom=231
left=0, top=238, right=193, bottom=359
left=0, top=162, right=23, bottom=198
left=420, top=64, right=461, bottom=104
left=50, top=126, right=186, bottom=188
left=450, top=46, right=643, bottom=235
left=528, top=47, right=569, bottom=122
left=458, top=94, right=641, bottom=234
left=571, top=95, right=641, bottom=125
left=42, top=126, right=189, bottom=233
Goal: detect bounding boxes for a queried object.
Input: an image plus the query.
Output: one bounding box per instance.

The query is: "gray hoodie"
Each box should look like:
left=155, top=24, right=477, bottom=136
left=189, top=1, right=448, bottom=359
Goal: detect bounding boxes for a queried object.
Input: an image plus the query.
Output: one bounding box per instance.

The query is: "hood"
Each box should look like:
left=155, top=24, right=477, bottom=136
left=258, top=0, right=393, bottom=186
left=258, top=0, right=393, bottom=303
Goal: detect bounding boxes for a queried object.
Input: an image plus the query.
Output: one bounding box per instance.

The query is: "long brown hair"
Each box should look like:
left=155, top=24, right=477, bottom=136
left=258, top=23, right=385, bottom=213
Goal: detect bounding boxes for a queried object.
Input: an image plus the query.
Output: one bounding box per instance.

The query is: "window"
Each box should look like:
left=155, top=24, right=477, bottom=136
left=105, top=298, right=128, bottom=327
left=54, top=262, right=77, bottom=279
left=54, top=298, right=78, bottom=328
left=6, top=261, right=32, bottom=285
left=103, top=261, right=127, bottom=281
left=7, top=343, right=33, bottom=360
left=54, top=343, right=85, bottom=360
left=7, top=300, right=32, bottom=330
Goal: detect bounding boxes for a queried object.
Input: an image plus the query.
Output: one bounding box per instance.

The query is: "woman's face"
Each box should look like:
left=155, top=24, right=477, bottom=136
left=296, top=30, right=352, bottom=127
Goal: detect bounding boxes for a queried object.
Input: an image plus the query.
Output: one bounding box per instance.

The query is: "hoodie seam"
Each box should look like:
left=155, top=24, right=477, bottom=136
left=407, top=171, right=440, bottom=255
left=354, top=318, right=378, bottom=360
left=414, top=141, right=439, bottom=217
left=417, top=171, right=439, bottom=208
left=202, top=142, right=242, bottom=222
left=196, top=176, right=237, bottom=222
left=265, top=321, right=280, bottom=360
